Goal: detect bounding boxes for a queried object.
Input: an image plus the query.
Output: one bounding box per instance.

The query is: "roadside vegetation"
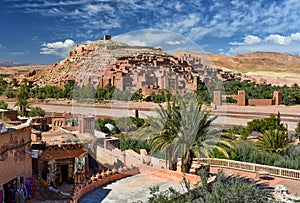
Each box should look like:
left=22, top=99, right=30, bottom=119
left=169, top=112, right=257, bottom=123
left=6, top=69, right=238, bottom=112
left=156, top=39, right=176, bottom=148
left=213, top=114, right=300, bottom=170
left=0, top=77, right=299, bottom=105
left=224, top=80, right=300, bottom=105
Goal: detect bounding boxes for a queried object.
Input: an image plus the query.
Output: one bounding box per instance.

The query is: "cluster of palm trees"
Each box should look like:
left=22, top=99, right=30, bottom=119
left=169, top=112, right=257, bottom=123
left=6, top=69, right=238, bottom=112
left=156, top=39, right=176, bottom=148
left=136, top=93, right=234, bottom=173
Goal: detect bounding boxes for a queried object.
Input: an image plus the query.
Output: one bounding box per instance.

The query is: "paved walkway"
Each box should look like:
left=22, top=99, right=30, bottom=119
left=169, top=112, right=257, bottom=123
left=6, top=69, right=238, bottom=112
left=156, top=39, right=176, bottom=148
left=78, top=173, right=185, bottom=203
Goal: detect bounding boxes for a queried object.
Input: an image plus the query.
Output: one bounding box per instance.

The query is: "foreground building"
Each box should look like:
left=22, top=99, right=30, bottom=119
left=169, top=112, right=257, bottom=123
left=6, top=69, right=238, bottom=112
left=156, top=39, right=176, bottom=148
left=0, top=124, right=34, bottom=202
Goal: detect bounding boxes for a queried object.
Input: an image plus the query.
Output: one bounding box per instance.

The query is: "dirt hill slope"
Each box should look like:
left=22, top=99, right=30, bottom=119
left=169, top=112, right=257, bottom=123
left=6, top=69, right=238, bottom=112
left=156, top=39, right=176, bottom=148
left=2, top=40, right=300, bottom=86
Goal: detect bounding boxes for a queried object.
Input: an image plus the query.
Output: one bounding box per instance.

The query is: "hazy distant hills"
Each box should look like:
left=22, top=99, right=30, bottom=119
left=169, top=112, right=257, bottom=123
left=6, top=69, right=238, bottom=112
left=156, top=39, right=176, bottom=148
left=0, top=61, right=29, bottom=67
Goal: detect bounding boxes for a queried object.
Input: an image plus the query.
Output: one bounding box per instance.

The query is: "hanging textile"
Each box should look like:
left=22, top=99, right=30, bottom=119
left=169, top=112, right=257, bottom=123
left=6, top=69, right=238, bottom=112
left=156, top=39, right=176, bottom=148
left=30, top=177, right=35, bottom=199
left=26, top=177, right=31, bottom=199
left=74, top=157, right=85, bottom=174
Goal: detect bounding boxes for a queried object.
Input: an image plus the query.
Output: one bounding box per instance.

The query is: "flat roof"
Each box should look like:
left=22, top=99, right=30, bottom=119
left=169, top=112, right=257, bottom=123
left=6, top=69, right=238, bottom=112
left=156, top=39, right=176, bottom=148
left=42, top=148, right=87, bottom=161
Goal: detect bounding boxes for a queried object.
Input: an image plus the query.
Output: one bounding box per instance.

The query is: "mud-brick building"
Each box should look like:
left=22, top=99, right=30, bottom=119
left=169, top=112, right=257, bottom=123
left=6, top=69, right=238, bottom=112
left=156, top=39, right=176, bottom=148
left=0, top=125, right=35, bottom=202
left=38, top=144, right=89, bottom=186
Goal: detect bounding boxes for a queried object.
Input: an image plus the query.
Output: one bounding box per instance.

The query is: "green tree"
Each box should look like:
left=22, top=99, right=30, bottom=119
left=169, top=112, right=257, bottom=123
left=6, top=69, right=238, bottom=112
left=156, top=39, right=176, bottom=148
left=136, top=97, right=181, bottom=170
left=176, top=94, right=233, bottom=173
left=256, top=129, right=291, bottom=154
left=15, top=85, right=30, bottom=116
left=115, top=117, right=135, bottom=135
left=28, top=106, right=45, bottom=117
left=119, top=134, right=151, bottom=153
left=246, top=113, right=286, bottom=133
left=136, top=93, right=233, bottom=173
left=63, top=80, right=75, bottom=99
left=10, top=78, right=18, bottom=88
left=0, top=100, right=8, bottom=109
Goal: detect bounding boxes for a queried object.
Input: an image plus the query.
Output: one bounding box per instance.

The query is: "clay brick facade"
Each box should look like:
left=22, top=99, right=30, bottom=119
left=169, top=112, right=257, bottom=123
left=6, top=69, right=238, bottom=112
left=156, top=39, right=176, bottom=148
left=78, top=116, right=95, bottom=135
left=215, top=90, right=282, bottom=106
left=52, top=117, right=66, bottom=131
left=213, top=91, right=222, bottom=106
left=0, top=126, right=32, bottom=185
left=248, top=99, right=273, bottom=106
left=237, top=90, right=247, bottom=106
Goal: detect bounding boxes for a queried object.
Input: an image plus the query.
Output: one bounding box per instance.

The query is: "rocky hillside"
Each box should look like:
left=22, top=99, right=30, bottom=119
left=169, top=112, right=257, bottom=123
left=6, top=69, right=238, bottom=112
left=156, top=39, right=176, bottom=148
left=3, top=39, right=300, bottom=87
left=207, top=52, right=300, bottom=85
left=208, top=52, right=300, bottom=72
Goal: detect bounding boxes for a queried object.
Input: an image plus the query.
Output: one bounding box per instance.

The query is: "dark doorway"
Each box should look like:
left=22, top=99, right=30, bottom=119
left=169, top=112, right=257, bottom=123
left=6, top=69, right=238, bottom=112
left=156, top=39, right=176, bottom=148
left=61, top=164, right=68, bottom=183
left=32, top=158, right=38, bottom=175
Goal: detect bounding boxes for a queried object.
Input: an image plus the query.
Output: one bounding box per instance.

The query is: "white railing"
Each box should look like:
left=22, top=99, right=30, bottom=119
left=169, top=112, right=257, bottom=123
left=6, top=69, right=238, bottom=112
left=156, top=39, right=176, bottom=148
left=199, top=158, right=300, bottom=180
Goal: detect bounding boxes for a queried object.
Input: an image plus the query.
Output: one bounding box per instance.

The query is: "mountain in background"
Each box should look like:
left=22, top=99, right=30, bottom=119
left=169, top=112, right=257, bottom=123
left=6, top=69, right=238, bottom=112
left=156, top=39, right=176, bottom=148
left=0, top=61, right=29, bottom=67
left=2, top=38, right=300, bottom=87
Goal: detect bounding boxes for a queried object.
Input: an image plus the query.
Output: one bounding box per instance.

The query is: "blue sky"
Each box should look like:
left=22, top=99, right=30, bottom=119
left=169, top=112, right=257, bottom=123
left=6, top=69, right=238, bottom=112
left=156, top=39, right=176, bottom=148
left=1, top=0, right=300, bottom=64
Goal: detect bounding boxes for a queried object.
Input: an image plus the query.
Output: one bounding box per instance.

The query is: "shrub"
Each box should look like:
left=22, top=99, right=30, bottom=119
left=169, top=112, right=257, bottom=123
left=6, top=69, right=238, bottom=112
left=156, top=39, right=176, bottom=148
left=28, top=107, right=45, bottom=117
left=0, top=100, right=8, bottom=109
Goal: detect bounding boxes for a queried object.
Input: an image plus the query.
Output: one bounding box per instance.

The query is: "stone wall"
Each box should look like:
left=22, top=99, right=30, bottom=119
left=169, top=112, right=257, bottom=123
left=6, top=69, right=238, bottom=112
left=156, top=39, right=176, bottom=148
left=0, top=126, right=32, bottom=185
left=70, top=166, right=139, bottom=203
left=216, top=90, right=282, bottom=106
left=248, top=99, right=273, bottom=106
left=96, top=146, right=201, bottom=184
left=139, top=165, right=201, bottom=185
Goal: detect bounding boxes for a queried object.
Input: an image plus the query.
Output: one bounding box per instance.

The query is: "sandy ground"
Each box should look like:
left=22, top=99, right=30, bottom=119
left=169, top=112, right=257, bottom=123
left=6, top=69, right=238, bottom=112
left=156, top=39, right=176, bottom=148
left=79, top=173, right=185, bottom=203
left=246, top=71, right=300, bottom=86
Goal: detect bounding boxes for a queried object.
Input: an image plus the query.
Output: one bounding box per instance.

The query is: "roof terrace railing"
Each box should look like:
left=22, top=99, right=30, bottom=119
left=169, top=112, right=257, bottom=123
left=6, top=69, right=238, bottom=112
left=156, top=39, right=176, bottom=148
left=198, top=158, right=300, bottom=180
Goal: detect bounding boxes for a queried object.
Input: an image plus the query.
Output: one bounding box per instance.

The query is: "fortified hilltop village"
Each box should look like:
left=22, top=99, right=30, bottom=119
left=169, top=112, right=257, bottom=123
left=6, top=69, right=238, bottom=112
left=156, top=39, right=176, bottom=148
left=0, top=35, right=300, bottom=202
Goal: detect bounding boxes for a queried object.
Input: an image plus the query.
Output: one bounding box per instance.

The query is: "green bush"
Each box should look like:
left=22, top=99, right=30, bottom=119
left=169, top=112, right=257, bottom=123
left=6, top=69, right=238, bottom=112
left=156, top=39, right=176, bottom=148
left=246, top=113, right=286, bottom=133
left=28, top=106, right=45, bottom=117
left=229, top=141, right=300, bottom=170
left=119, top=134, right=151, bottom=153
left=0, top=100, right=8, bottom=109
left=95, top=118, right=119, bottom=133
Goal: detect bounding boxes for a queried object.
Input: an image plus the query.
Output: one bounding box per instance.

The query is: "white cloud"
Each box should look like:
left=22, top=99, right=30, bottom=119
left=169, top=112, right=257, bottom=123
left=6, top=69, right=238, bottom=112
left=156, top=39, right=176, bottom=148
left=165, top=40, right=186, bottom=45
left=228, top=33, right=300, bottom=55
left=4, top=0, right=300, bottom=51
left=0, top=44, right=4, bottom=49
left=40, top=39, right=76, bottom=57
left=265, top=34, right=292, bottom=45
left=244, top=35, right=262, bottom=44
left=291, top=33, right=300, bottom=41
left=230, top=35, right=262, bottom=45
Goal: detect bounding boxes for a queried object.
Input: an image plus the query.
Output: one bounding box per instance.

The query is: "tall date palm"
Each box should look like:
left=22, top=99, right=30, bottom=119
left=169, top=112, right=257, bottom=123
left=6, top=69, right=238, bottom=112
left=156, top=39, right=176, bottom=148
left=136, top=93, right=233, bottom=173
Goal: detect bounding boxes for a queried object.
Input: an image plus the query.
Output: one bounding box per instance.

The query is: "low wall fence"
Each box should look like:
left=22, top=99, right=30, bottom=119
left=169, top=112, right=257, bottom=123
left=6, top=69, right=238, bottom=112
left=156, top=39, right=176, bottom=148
left=70, top=166, right=139, bottom=203
left=139, top=164, right=201, bottom=185
left=199, top=158, right=300, bottom=180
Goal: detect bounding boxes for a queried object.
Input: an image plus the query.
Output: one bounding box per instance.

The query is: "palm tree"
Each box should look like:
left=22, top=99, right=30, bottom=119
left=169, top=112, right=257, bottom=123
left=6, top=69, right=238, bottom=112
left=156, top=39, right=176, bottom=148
left=136, top=98, right=180, bottom=170
left=15, top=85, right=30, bottom=117
left=256, top=129, right=291, bottom=154
left=136, top=93, right=234, bottom=173
left=176, top=94, right=233, bottom=173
